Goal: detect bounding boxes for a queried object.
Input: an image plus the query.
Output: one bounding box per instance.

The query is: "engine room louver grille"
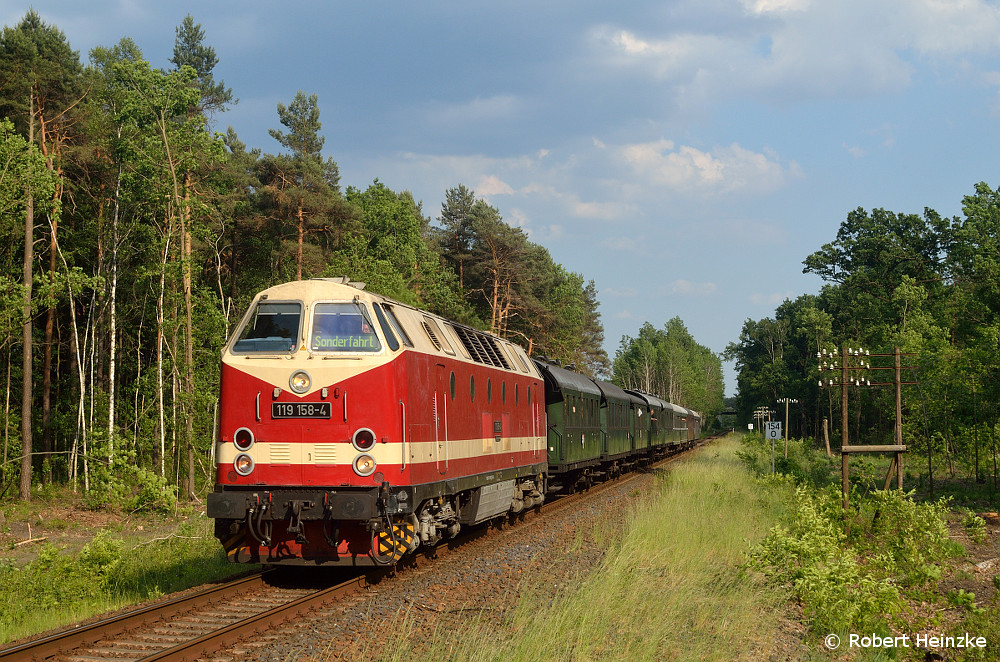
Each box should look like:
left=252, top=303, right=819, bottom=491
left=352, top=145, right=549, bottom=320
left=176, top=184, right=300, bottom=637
left=452, top=325, right=510, bottom=370
left=422, top=320, right=442, bottom=351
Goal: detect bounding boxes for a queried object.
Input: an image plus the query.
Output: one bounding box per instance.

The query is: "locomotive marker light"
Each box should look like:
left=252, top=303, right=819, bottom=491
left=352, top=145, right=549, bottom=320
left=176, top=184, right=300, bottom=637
left=289, top=369, right=311, bottom=394
left=352, top=428, right=377, bottom=452
left=233, top=427, right=255, bottom=451
left=234, top=453, right=255, bottom=476
left=353, top=453, right=377, bottom=476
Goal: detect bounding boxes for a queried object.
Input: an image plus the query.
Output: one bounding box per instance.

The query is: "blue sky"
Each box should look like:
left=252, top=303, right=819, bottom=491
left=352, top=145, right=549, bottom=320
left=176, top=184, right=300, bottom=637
left=7, top=0, right=1000, bottom=395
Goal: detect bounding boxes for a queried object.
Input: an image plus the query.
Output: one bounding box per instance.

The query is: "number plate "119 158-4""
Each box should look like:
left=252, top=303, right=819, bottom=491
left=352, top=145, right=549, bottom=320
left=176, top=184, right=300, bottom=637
left=271, top=402, right=332, bottom=418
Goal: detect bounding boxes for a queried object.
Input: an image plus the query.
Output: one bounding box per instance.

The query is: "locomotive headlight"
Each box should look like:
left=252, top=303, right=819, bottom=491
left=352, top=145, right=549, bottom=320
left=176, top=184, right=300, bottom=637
left=234, top=453, right=255, bottom=476
left=352, top=428, right=376, bottom=451
left=233, top=427, right=255, bottom=451
left=289, top=370, right=311, bottom=394
left=353, top=453, right=377, bottom=477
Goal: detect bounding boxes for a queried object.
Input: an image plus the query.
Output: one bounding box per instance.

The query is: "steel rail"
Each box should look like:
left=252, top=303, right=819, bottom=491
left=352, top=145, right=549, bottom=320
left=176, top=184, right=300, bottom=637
left=139, top=575, right=367, bottom=662
left=0, top=570, right=269, bottom=661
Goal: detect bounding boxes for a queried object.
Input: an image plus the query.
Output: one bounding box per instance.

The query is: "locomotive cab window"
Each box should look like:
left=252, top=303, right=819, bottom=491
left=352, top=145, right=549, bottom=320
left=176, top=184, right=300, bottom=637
left=232, top=301, right=301, bottom=354
left=311, top=302, right=382, bottom=352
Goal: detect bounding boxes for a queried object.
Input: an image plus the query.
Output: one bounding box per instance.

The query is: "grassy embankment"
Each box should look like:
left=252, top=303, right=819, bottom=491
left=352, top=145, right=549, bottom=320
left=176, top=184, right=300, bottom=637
left=352, top=433, right=1000, bottom=662
left=354, top=435, right=805, bottom=661
left=739, top=433, right=999, bottom=662
left=0, top=514, right=244, bottom=644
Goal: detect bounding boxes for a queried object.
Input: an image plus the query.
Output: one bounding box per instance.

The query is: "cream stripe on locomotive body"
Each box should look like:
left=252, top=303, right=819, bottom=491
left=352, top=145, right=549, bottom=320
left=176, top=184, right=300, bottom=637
left=207, top=278, right=547, bottom=566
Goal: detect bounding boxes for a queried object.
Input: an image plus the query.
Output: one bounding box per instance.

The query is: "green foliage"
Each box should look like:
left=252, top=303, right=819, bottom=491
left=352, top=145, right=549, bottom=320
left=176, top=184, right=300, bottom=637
left=84, top=454, right=178, bottom=514
left=746, top=475, right=961, bottom=636
left=0, top=518, right=243, bottom=643
left=861, top=489, right=957, bottom=586
left=614, top=318, right=725, bottom=421
left=746, top=485, right=901, bottom=633
left=945, top=588, right=984, bottom=615
left=432, top=184, right=610, bottom=374
left=962, top=509, right=988, bottom=544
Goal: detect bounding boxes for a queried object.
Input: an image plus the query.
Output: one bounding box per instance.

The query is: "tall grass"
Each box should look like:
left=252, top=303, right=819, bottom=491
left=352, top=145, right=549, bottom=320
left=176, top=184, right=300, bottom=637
left=357, top=436, right=800, bottom=661
left=0, top=516, right=246, bottom=643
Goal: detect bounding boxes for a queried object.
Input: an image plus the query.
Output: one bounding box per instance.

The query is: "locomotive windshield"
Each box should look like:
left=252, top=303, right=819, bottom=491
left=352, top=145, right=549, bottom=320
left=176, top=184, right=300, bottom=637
left=311, top=302, right=382, bottom=352
left=231, top=301, right=301, bottom=354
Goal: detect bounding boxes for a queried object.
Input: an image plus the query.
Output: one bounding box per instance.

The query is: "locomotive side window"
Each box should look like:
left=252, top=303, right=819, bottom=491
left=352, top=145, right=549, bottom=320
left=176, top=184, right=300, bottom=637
left=311, top=302, right=382, bottom=352
left=372, top=304, right=400, bottom=351
left=232, top=301, right=301, bottom=354
left=381, top=304, right=413, bottom=347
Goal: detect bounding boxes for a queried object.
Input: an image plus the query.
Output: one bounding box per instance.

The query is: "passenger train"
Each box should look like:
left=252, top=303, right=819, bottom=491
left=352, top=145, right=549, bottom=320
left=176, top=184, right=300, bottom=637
left=207, top=278, right=702, bottom=566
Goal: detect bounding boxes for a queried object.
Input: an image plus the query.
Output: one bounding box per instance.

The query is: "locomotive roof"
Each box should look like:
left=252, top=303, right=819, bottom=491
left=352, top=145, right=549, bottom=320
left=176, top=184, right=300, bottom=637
left=238, top=278, right=540, bottom=379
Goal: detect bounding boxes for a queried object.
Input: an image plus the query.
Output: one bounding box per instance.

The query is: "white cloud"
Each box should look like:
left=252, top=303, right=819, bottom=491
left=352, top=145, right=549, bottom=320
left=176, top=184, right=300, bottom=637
left=619, top=139, right=795, bottom=193
left=668, top=280, right=718, bottom=296
left=742, top=0, right=809, bottom=14
left=844, top=144, right=866, bottom=159
left=476, top=175, right=515, bottom=196
left=594, top=1, right=1000, bottom=107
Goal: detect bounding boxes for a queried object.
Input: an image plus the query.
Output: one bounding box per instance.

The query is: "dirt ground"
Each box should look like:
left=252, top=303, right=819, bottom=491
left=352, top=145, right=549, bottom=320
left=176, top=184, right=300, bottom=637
left=936, top=511, right=1000, bottom=605
left=0, top=491, right=204, bottom=567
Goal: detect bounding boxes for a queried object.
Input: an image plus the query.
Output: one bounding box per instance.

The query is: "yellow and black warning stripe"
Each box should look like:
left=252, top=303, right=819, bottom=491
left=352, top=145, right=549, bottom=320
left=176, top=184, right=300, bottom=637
left=376, top=517, right=415, bottom=563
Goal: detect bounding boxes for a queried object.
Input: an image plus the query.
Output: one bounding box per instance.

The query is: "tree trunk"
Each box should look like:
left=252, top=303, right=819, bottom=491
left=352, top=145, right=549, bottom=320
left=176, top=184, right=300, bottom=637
left=4, top=350, right=10, bottom=475
left=20, top=104, right=35, bottom=502
left=107, top=167, right=121, bottom=464
left=183, top=176, right=195, bottom=500
left=822, top=417, right=832, bottom=457
left=297, top=203, right=304, bottom=280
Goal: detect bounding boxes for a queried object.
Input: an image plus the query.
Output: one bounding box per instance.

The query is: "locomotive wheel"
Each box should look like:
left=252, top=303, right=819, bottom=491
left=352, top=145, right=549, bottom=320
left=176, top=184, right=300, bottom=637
left=375, top=517, right=415, bottom=563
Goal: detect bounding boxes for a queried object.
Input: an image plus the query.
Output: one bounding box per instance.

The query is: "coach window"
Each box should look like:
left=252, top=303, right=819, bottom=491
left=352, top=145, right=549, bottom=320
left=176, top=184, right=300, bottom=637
left=232, top=301, right=301, bottom=354
left=515, top=383, right=519, bottom=405
left=450, top=371, right=456, bottom=400
left=470, top=375, right=476, bottom=402
left=502, top=381, right=507, bottom=404
left=487, top=379, right=492, bottom=403
left=311, top=302, right=382, bottom=352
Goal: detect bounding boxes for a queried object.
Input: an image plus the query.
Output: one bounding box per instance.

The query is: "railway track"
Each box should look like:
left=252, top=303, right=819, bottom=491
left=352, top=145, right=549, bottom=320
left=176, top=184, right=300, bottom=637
left=0, top=570, right=367, bottom=662
left=1, top=436, right=720, bottom=662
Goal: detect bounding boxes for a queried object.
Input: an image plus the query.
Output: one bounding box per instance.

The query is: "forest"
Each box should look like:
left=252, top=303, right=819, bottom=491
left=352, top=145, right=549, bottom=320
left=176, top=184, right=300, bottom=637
left=0, top=12, right=725, bottom=506
left=725, top=194, right=1000, bottom=499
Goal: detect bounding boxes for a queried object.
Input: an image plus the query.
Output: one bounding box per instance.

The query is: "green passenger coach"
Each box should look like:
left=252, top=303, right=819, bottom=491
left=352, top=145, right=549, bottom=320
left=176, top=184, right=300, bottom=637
left=593, top=379, right=635, bottom=462
left=535, top=360, right=603, bottom=474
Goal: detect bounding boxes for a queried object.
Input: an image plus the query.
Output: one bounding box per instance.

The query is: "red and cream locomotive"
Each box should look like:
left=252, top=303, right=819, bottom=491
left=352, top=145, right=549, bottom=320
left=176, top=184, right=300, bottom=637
left=207, top=278, right=547, bottom=566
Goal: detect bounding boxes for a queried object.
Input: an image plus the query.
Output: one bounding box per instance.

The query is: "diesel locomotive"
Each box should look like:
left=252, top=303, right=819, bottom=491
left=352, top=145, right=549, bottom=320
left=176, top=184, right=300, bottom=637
left=207, top=278, right=701, bottom=566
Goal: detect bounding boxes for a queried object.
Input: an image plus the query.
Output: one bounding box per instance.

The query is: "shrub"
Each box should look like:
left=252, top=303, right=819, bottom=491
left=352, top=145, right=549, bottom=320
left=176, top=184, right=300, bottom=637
left=746, top=485, right=902, bottom=633
left=962, top=509, right=988, bottom=544
left=860, top=490, right=957, bottom=586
